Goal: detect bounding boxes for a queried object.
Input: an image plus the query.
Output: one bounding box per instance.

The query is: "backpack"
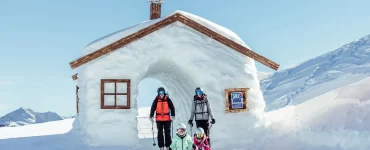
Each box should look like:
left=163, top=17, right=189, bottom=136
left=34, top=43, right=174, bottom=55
left=155, top=94, right=171, bottom=121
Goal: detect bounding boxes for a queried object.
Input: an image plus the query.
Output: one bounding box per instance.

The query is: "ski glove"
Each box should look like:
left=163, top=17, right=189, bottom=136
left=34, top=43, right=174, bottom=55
left=210, top=118, right=215, bottom=124
left=192, top=144, right=198, bottom=150
left=171, top=116, right=175, bottom=121
left=149, top=117, right=154, bottom=123
left=188, top=120, right=193, bottom=127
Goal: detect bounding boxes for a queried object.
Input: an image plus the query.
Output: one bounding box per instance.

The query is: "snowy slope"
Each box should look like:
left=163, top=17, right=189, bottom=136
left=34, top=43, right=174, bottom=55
left=262, top=34, right=370, bottom=111
left=261, top=76, right=370, bottom=150
left=257, top=71, right=272, bottom=81
left=0, top=107, right=63, bottom=127
left=0, top=118, right=73, bottom=139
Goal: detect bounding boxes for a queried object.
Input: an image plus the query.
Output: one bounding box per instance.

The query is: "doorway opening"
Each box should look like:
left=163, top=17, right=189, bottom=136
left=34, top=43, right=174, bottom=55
left=136, top=78, right=166, bottom=139
left=135, top=59, right=199, bottom=139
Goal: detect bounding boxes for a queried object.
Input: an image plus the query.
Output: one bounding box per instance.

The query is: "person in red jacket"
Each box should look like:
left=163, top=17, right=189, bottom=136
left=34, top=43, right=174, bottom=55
left=192, top=127, right=211, bottom=150
left=150, top=87, right=176, bottom=150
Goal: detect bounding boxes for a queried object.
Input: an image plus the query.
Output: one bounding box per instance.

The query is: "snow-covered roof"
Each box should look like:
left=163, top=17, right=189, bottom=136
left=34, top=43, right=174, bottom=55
left=69, top=10, right=279, bottom=71
left=84, top=10, right=249, bottom=55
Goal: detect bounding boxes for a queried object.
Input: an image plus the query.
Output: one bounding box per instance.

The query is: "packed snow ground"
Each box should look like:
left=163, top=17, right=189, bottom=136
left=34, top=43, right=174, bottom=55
left=137, top=107, right=158, bottom=138
left=1, top=76, right=370, bottom=149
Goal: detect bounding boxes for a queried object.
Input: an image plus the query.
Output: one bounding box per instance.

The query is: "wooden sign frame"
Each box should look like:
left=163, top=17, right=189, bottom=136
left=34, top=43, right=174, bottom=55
left=224, top=88, right=249, bottom=113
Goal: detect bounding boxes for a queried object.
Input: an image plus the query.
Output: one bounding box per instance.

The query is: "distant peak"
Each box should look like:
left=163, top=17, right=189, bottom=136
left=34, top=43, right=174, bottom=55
left=358, top=34, right=370, bottom=42
left=17, top=107, right=28, bottom=111
left=17, top=107, right=33, bottom=111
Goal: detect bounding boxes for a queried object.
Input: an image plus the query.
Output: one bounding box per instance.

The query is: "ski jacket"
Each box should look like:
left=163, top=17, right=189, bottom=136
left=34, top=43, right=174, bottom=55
left=170, top=133, right=193, bottom=150
left=189, top=94, right=214, bottom=121
left=193, top=135, right=211, bottom=150
left=150, top=95, right=175, bottom=121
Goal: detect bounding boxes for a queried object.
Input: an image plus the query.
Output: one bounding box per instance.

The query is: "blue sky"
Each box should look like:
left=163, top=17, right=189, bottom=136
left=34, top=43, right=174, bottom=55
left=1, top=0, right=370, bottom=116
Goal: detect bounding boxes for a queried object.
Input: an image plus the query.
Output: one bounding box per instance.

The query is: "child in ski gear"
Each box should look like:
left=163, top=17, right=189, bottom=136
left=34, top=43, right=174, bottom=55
left=192, top=127, right=211, bottom=150
left=150, top=87, right=176, bottom=150
left=188, top=87, right=215, bottom=145
left=170, top=123, right=193, bottom=150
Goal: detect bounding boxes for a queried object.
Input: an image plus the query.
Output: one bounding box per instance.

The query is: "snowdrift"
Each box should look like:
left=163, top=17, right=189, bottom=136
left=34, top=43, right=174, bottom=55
left=260, top=76, right=370, bottom=150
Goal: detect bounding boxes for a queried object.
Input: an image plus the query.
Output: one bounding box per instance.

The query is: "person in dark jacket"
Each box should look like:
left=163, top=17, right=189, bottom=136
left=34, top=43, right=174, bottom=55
left=150, top=87, right=175, bottom=150
left=188, top=87, right=215, bottom=146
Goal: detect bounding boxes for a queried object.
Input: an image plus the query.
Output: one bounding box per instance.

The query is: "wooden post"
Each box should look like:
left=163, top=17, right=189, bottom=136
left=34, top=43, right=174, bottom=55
left=76, top=86, right=79, bottom=113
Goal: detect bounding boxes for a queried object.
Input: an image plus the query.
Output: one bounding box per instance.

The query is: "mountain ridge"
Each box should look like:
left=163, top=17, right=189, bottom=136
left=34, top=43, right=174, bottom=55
left=0, top=107, right=64, bottom=127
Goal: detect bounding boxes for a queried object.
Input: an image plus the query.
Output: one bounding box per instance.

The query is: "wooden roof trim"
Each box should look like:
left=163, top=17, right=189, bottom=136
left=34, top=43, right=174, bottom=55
left=176, top=15, right=279, bottom=70
left=72, top=73, right=78, bottom=81
left=69, top=14, right=179, bottom=69
left=69, top=13, right=280, bottom=70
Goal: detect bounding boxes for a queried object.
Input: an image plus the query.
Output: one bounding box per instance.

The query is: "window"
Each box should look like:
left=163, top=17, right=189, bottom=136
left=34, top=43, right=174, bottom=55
left=101, top=79, right=131, bottom=109
left=224, top=88, right=249, bottom=113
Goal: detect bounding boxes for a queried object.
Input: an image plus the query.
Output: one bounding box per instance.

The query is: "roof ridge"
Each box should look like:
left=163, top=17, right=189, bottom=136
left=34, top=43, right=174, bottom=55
left=69, top=13, right=279, bottom=71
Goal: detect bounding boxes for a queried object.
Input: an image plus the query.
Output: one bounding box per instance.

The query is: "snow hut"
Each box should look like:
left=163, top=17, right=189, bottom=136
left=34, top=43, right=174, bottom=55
left=69, top=1, right=279, bottom=148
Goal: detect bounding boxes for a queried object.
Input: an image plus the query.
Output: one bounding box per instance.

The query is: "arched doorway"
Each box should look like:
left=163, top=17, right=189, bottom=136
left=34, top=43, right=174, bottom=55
left=135, top=59, right=199, bottom=141
left=136, top=78, right=165, bottom=139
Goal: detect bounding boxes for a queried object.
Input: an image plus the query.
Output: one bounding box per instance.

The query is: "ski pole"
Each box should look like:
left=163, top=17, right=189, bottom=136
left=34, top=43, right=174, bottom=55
left=190, top=125, right=193, bottom=136
left=152, top=121, right=156, bottom=146
left=171, top=120, right=173, bottom=137
left=208, top=123, right=212, bottom=148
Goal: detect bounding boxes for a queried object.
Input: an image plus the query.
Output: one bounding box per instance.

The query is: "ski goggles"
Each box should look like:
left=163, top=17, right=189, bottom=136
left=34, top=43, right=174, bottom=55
left=158, top=91, right=165, bottom=95
left=195, top=90, right=203, bottom=95
left=196, top=133, right=204, bottom=138
left=177, top=128, right=185, bottom=133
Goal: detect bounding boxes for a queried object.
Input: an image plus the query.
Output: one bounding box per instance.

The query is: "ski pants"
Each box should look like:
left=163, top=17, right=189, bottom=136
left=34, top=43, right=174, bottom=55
left=195, top=120, right=211, bottom=144
left=156, top=121, right=172, bottom=148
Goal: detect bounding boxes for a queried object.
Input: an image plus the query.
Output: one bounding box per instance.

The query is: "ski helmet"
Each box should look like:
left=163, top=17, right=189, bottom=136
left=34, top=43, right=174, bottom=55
left=195, top=127, right=205, bottom=138
left=157, top=87, right=165, bottom=95
left=176, top=123, right=186, bottom=136
left=176, top=123, right=186, bottom=130
left=195, top=87, right=203, bottom=95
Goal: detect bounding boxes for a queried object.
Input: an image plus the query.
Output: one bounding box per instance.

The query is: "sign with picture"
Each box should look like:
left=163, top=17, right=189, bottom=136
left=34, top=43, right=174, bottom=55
left=231, top=92, right=244, bottom=109
left=224, top=88, right=249, bottom=113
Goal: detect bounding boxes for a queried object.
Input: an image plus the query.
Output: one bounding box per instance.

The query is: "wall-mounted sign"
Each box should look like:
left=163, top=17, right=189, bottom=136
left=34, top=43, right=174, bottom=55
left=224, top=88, right=249, bottom=113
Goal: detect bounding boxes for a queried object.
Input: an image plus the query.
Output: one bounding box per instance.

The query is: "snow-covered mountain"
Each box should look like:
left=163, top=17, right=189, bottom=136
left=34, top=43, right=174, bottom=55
left=257, top=71, right=272, bottom=81
left=62, top=116, right=75, bottom=119
left=262, top=33, right=370, bottom=111
left=0, top=107, right=63, bottom=127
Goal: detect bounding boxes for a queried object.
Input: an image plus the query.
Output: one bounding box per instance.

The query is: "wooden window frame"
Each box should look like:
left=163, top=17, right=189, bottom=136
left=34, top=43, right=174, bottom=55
left=224, top=88, right=249, bottom=113
left=100, top=79, right=131, bottom=109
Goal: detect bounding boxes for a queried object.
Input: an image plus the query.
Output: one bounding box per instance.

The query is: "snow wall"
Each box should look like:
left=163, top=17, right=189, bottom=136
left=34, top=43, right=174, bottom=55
left=71, top=11, right=267, bottom=148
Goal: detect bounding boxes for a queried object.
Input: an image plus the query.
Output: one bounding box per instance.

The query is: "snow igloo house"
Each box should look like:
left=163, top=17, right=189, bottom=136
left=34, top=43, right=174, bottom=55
left=69, top=0, right=279, bottom=148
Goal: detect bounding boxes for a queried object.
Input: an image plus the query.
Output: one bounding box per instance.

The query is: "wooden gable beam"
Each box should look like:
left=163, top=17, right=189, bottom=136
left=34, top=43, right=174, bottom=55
left=69, top=13, right=280, bottom=71
left=176, top=15, right=280, bottom=70
left=72, top=73, right=78, bottom=81
left=69, top=14, right=179, bottom=69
